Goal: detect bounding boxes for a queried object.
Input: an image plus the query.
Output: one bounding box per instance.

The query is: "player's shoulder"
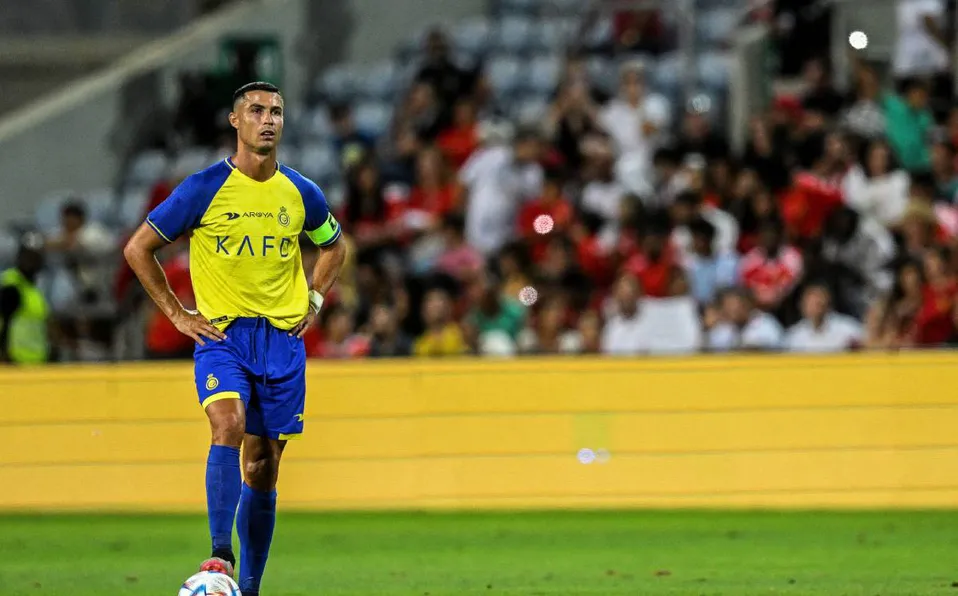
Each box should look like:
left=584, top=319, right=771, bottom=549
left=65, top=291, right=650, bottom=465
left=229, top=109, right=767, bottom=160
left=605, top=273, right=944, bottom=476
left=176, top=159, right=233, bottom=196
left=278, top=164, right=326, bottom=201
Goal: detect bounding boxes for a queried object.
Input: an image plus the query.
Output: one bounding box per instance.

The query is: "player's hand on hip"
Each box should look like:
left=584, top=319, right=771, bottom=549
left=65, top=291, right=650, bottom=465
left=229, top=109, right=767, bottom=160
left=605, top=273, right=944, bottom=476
left=171, top=309, right=227, bottom=345
left=289, top=310, right=318, bottom=338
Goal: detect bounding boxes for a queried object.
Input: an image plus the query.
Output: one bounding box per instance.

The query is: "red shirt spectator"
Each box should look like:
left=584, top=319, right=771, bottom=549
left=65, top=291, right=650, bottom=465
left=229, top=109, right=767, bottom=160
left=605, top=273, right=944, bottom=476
left=436, top=98, right=479, bottom=169
left=622, top=228, right=677, bottom=298
left=916, top=248, right=958, bottom=345
left=519, top=174, right=574, bottom=262
left=740, top=218, right=804, bottom=309
left=145, top=247, right=195, bottom=357
left=780, top=171, right=844, bottom=239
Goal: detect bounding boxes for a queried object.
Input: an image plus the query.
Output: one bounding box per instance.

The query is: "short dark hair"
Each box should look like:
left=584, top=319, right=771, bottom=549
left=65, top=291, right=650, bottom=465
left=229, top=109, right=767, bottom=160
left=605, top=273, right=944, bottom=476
left=689, top=216, right=716, bottom=240
left=61, top=201, right=85, bottom=220
left=232, top=81, right=281, bottom=104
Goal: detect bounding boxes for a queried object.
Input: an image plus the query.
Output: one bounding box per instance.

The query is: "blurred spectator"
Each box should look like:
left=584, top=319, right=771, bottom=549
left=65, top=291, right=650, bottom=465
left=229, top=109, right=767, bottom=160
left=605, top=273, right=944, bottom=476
left=600, top=274, right=644, bottom=355
left=398, top=82, right=443, bottom=142
left=800, top=58, right=844, bottom=118
left=740, top=217, right=804, bottom=313
left=742, top=119, right=790, bottom=191
left=546, top=78, right=601, bottom=171
left=45, top=201, right=117, bottom=313
left=331, top=103, right=376, bottom=171
left=367, top=303, right=413, bottom=358
left=598, top=61, right=671, bottom=162
left=0, top=234, right=50, bottom=364
left=670, top=189, right=739, bottom=264
left=867, top=258, right=924, bottom=348
left=893, top=0, right=950, bottom=83
left=434, top=213, right=484, bottom=282
left=842, top=61, right=887, bottom=140
left=308, top=305, right=370, bottom=359
left=415, top=28, right=476, bottom=125
left=842, top=139, right=911, bottom=229
left=772, top=0, right=832, bottom=76
left=884, top=77, right=933, bottom=172
left=784, top=283, right=863, bottom=352
left=930, top=140, right=958, bottom=200
left=600, top=273, right=701, bottom=355
left=622, top=219, right=680, bottom=299
left=781, top=131, right=846, bottom=239
left=144, top=238, right=194, bottom=360
left=341, top=158, right=403, bottom=261
left=414, top=287, right=467, bottom=357
left=914, top=246, right=958, bottom=345
left=519, top=169, right=574, bottom=262
left=464, top=271, right=526, bottom=351
left=707, top=288, right=784, bottom=352
left=496, top=242, right=534, bottom=299
left=407, top=146, right=458, bottom=228
left=460, top=125, right=543, bottom=256
left=612, top=7, right=666, bottom=54
left=437, top=98, right=480, bottom=169
left=517, top=296, right=582, bottom=355
left=683, top=217, right=740, bottom=306
left=675, top=107, right=729, bottom=162
left=821, top=206, right=896, bottom=318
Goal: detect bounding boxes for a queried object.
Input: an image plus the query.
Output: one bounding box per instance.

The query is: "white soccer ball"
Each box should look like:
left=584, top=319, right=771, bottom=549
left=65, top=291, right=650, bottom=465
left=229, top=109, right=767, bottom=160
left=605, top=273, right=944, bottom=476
left=178, top=571, right=242, bottom=596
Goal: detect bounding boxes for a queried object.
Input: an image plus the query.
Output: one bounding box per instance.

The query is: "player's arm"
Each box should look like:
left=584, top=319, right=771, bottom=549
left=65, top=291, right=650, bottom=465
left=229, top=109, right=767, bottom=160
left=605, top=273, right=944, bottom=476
left=123, top=225, right=226, bottom=345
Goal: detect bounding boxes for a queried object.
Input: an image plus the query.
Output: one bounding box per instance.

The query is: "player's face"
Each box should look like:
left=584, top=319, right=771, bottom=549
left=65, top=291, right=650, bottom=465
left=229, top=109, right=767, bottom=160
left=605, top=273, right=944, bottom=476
left=232, top=91, right=284, bottom=154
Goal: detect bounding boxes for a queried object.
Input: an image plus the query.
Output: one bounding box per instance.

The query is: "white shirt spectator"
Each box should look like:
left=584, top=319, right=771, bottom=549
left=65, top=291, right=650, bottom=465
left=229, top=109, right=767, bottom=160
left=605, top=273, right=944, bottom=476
left=893, top=0, right=949, bottom=77
left=784, top=313, right=863, bottom=353
left=601, top=297, right=702, bottom=355
left=708, top=312, right=784, bottom=352
left=671, top=206, right=740, bottom=262
left=460, top=145, right=530, bottom=256
left=582, top=179, right=627, bottom=222
left=598, top=94, right=672, bottom=157
left=841, top=165, right=910, bottom=228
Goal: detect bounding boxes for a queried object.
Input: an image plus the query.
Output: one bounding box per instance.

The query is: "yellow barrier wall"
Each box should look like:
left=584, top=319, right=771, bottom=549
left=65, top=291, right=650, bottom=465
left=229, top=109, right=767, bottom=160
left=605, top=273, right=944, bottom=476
left=2, top=353, right=958, bottom=511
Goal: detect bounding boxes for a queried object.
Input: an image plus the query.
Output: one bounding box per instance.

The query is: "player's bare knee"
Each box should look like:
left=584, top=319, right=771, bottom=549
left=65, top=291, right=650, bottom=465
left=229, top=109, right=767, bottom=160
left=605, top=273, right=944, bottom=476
left=244, top=456, right=278, bottom=491
left=209, top=412, right=245, bottom=447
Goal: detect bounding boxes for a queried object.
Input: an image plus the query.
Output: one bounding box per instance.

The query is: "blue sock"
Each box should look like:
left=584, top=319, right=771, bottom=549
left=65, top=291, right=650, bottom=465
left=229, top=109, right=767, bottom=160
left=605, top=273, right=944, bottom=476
left=237, top=483, right=277, bottom=593
left=206, top=445, right=242, bottom=554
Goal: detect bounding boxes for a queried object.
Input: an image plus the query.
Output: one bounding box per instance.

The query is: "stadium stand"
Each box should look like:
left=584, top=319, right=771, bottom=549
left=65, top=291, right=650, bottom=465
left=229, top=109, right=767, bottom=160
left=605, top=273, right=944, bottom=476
left=5, top=0, right=958, bottom=362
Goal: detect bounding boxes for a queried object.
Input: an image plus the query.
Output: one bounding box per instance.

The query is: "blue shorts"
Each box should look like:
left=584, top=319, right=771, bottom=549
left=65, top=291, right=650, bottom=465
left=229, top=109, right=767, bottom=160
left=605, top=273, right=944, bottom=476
left=194, top=317, right=306, bottom=440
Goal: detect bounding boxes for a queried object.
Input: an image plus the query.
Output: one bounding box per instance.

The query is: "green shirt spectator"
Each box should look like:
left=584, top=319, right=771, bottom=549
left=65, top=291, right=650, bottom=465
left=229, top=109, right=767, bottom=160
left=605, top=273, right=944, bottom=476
left=883, top=80, right=933, bottom=172
left=468, top=297, right=526, bottom=340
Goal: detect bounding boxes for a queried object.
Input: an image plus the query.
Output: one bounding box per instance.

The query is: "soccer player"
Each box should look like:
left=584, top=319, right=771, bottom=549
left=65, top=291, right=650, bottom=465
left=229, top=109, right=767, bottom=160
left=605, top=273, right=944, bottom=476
left=123, top=82, right=346, bottom=596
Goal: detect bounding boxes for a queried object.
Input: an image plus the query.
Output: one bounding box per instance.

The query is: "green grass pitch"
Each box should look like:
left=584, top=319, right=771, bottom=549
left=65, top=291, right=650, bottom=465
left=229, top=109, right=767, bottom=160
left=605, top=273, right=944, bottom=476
left=1, top=510, right=957, bottom=595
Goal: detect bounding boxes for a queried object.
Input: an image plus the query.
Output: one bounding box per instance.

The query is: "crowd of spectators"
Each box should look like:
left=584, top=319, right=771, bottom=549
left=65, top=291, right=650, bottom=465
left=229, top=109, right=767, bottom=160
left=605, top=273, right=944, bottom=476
left=7, top=0, right=958, bottom=362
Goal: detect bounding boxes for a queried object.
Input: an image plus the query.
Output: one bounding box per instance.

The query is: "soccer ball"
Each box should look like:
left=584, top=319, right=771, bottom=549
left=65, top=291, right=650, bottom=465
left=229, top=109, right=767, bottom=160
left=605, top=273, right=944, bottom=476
left=178, top=571, right=242, bottom=595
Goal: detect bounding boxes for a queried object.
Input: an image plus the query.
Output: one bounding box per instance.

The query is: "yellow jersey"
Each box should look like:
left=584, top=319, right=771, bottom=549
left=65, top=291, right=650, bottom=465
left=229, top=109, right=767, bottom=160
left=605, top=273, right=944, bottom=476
left=146, top=157, right=342, bottom=331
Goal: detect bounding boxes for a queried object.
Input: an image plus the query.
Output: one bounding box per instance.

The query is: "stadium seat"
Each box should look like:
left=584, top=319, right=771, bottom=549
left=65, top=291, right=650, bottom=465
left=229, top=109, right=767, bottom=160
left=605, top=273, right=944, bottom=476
left=697, top=51, right=731, bottom=90
left=0, top=227, right=18, bottom=269
left=549, top=0, right=586, bottom=16
left=297, top=143, right=339, bottom=182
left=510, top=95, right=550, bottom=126
left=118, top=186, right=151, bottom=230
left=536, top=17, right=577, bottom=52
left=494, top=16, right=535, bottom=53
left=497, top=0, right=540, bottom=16
left=587, top=56, right=617, bottom=95
left=171, top=147, right=215, bottom=179
left=524, top=54, right=562, bottom=95
left=278, top=146, right=301, bottom=171
left=84, top=189, right=118, bottom=227
left=304, top=106, right=334, bottom=141
left=356, top=61, right=399, bottom=101
left=651, top=51, right=685, bottom=92
left=352, top=102, right=393, bottom=138
left=453, top=18, right=492, bottom=56
left=127, top=150, right=169, bottom=186
left=486, top=55, right=526, bottom=98
left=314, top=65, right=357, bottom=103
left=697, top=8, right=742, bottom=47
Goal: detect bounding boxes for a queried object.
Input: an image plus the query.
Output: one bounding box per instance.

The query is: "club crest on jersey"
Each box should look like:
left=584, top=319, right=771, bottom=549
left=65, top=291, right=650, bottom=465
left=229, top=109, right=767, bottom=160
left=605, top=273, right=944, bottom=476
left=205, top=374, right=219, bottom=391
left=278, top=206, right=290, bottom=227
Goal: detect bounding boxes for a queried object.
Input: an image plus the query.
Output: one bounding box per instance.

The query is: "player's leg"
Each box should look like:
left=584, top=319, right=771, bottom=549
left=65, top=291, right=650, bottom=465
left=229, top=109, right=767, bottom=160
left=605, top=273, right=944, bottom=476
left=194, top=341, right=253, bottom=576
left=236, top=326, right=307, bottom=595
left=236, top=434, right=286, bottom=596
